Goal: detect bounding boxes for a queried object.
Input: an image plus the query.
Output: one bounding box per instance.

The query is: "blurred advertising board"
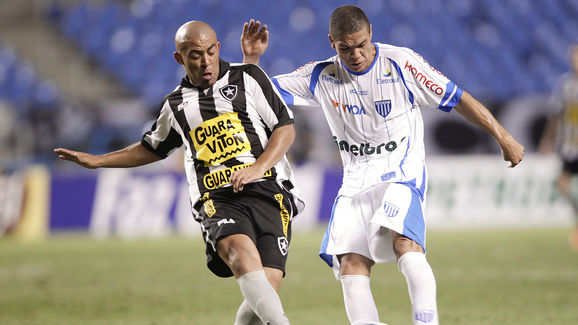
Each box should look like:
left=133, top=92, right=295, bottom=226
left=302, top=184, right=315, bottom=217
left=1, top=155, right=573, bottom=240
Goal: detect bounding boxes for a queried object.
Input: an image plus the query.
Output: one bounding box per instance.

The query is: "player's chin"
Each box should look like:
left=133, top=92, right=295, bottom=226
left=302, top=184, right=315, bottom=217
left=348, top=62, right=365, bottom=72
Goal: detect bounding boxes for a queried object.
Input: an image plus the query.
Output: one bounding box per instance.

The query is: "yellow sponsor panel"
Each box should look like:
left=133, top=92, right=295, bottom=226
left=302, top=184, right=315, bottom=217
left=13, top=166, right=49, bottom=241
left=564, top=103, right=578, bottom=124
left=203, top=199, right=216, bottom=217
left=203, top=163, right=272, bottom=190
left=274, top=193, right=290, bottom=237
left=191, top=112, right=251, bottom=166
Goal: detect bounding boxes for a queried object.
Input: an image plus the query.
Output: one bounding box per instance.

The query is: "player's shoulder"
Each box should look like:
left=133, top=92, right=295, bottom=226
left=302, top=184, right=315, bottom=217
left=161, top=85, right=185, bottom=103
left=229, top=62, right=266, bottom=76
left=375, top=42, right=420, bottom=61
left=153, top=84, right=185, bottom=112
left=294, top=58, right=337, bottom=73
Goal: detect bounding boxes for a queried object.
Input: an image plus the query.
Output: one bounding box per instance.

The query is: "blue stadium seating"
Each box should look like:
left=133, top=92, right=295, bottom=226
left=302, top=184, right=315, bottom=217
left=0, top=43, right=60, bottom=111
left=52, top=0, right=578, bottom=107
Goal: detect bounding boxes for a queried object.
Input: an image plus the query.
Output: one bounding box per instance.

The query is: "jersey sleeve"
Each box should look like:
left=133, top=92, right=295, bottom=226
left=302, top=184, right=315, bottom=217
left=271, top=61, right=323, bottom=108
left=396, top=48, right=463, bottom=112
left=141, top=98, right=183, bottom=158
left=243, top=64, right=294, bottom=130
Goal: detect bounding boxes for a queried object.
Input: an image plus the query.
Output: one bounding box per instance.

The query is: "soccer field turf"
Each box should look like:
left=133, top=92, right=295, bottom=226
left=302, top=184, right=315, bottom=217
left=1, top=227, right=577, bottom=325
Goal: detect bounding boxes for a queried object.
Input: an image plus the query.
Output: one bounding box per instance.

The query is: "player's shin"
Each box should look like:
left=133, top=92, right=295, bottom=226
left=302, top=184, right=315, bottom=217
left=237, top=270, right=290, bottom=325
left=398, top=252, right=439, bottom=325
left=340, top=275, right=380, bottom=324
left=234, top=299, right=263, bottom=325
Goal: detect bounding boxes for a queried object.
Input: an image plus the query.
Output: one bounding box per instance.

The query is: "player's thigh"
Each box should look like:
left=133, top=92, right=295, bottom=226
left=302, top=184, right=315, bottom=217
left=368, top=182, right=426, bottom=262
left=247, top=181, right=295, bottom=275
left=216, top=234, right=262, bottom=270
left=199, top=192, right=258, bottom=277
left=390, top=229, right=424, bottom=258
left=325, top=196, right=370, bottom=256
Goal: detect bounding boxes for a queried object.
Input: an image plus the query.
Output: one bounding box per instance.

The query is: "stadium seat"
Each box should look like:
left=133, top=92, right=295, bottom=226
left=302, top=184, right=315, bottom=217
left=51, top=0, right=578, bottom=103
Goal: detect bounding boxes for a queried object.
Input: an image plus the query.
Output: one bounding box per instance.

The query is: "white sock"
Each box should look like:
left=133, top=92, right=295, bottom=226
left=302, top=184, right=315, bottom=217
left=234, top=299, right=263, bottom=325
left=340, top=275, right=380, bottom=324
left=398, top=252, right=439, bottom=325
left=237, top=270, right=290, bottom=325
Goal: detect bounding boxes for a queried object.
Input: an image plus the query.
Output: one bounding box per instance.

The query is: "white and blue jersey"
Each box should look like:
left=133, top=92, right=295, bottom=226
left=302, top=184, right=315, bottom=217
left=272, top=43, right=463, bottom=267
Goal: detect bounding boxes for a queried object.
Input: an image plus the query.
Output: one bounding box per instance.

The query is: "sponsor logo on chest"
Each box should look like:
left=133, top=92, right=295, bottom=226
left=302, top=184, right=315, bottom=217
left=330, top=99, right=366, bottom=115
left=191, top=112, right=251, bottom=166
left=377, top=69, right=400, bottom=84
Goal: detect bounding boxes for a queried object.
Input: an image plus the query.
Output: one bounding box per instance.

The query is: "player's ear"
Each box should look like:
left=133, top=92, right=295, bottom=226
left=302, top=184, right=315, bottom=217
left=369, top=24, right=373, bottom=39
left=174, top=51, right=184, bottom=65
left=328, top=34, right=336, bottom=49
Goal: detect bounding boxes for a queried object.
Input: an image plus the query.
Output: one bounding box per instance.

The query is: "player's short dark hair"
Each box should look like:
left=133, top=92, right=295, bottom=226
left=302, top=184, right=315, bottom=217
left=329, top=5, right=370, bottom=38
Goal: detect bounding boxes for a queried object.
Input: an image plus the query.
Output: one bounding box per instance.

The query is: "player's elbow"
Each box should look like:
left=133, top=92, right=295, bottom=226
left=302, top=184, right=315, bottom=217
left=275, top=123, right=296, bottom=145
left=284, top=124, right=296, bottom=145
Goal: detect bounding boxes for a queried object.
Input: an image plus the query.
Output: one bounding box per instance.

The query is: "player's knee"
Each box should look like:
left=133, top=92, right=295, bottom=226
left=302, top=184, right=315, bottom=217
left=393, top=236, right=423, bottom=259
left=217, top=234, right=261, bottom=276
left=338, top=253, right=373, bottom=276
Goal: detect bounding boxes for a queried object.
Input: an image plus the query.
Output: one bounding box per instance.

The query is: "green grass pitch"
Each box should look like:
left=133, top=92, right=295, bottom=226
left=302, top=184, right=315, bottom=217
left=1, top=227, right=577, bottom=324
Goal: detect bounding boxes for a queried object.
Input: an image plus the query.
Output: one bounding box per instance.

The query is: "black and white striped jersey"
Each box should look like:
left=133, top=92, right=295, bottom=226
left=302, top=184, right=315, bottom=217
left=141, top=59, right=304, bottom=218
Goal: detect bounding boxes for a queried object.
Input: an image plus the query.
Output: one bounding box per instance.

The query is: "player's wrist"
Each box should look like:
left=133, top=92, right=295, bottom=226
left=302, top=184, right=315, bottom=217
left=243, top=55, right=260, bottom=65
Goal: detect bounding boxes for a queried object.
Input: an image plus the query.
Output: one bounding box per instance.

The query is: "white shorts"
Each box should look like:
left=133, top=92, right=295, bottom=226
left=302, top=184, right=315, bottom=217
left=319, top=181, right=426, bottom=277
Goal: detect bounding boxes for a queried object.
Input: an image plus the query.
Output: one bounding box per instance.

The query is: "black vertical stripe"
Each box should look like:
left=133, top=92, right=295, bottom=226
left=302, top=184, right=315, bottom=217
left=231, top=65, right=279, bottom=179
left=168, top=87, right=195, bottom=152
left=197, top=77, right=245, bottom=168
left=168, top=87, right=211, bottom=192
left=244, top=64, right=292, bottom=124
left=229, top=66, right=265, bottom=159
left=198, top=87, right=219, bottom=120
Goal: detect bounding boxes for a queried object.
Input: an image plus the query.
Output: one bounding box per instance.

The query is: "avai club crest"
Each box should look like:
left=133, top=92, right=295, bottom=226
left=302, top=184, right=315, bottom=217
left=374, top=99, right=392, bottom=118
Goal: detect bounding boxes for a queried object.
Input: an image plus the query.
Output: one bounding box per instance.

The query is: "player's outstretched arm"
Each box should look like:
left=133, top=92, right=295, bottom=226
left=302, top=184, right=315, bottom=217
left=241, top=19, right=269, bottom=65
left=454, top=91, right=524, bottom=167
left=230, top=124, right=295, bottom=192
left=54, top=142, right=162, bottom=169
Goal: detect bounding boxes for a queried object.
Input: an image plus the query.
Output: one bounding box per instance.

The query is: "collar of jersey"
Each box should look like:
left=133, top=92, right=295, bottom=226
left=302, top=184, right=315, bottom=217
left=342, top=43, right=379, bottom=76
left=180, top=59, right=231, bottom=89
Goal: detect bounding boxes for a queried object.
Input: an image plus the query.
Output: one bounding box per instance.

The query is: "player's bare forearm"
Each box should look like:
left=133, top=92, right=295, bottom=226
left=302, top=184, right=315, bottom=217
left=54, top=142, right=162, bottom=169
left=241, top=19, right=269, bottom=65
left=455, top=91, right=524, bottom=167
left=230, top=124, right=295, bottom=192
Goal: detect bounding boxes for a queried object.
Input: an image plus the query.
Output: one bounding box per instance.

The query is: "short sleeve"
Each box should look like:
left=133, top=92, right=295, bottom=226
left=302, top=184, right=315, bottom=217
left=396, top=49, right=463, bottom=112
left=141, top=98, right=183, bottom=158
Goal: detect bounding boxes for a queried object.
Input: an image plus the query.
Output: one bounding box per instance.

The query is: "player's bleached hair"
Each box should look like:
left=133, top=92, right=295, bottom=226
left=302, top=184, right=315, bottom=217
left=329, top=5, right=370, bottom=38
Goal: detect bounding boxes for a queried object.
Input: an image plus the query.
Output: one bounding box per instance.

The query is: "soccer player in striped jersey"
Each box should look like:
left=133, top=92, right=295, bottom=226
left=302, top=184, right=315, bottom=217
left=242, top=5, right=524, bottom=325
left=540, top=44, right=578, bottom=251
left=55, top=20, right=304, bottom=325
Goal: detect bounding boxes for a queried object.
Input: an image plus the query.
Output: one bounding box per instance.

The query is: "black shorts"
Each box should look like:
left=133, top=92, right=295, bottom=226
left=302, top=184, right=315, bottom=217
left=198, top=180, right=295, bottom=278
left=562, top=159, right=578, bottom=174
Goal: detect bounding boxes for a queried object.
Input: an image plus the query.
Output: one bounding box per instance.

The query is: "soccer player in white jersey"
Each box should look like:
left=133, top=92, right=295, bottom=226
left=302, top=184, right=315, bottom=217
left=539, top=44, right=578, bottom=250
left=55, top=20, right=304, bottom=325
left=242, top=5, right=524, bottom=325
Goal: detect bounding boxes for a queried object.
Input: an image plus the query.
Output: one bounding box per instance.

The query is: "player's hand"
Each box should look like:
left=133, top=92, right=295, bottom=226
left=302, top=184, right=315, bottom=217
left=241, top=19, right=269, bottom=65
left=54, top=148, right=101, bottom=169
left=230, top=164, right=267, bottom=193
left=499, top=136, right=524, bottom=168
